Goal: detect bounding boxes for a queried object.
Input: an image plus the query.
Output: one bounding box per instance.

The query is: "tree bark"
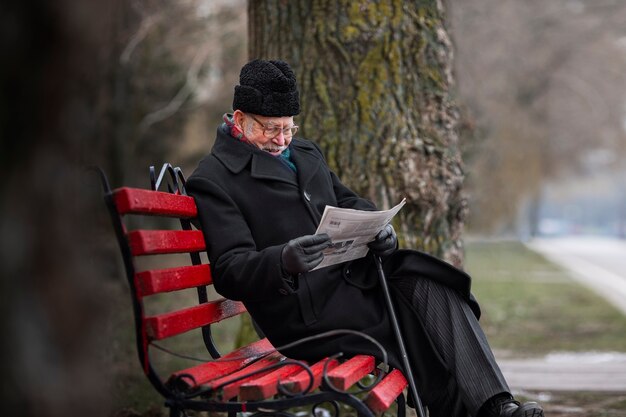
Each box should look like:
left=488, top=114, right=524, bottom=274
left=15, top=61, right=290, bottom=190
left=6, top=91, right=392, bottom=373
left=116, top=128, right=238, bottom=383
left=249, top=0, right=466, bottom=266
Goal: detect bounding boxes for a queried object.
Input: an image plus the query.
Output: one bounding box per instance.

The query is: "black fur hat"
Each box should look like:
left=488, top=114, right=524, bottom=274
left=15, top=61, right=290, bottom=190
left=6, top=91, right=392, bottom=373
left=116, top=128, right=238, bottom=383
left=233, top=59, right=300, bottom=116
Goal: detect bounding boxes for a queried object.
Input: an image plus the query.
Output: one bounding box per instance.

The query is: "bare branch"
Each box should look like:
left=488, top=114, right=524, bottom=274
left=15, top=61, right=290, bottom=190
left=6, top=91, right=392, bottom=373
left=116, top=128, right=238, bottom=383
left=553, top=72, right=610, bottom=123
left=138, top=42, right=213, bottom=132
left=138, top=17, right=243, bottom=132
left=120, top=13, right=163, bottom=65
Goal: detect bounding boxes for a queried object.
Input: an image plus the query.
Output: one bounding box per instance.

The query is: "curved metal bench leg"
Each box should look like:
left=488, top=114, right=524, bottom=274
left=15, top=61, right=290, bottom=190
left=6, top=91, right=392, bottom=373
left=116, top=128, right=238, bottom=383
left=396, top=392, right=406, bottom=417
left=168, top=405, right=182, bottom=417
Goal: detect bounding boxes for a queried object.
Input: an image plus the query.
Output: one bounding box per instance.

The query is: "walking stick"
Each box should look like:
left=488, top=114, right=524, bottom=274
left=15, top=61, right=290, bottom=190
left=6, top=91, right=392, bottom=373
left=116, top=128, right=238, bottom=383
left=374, top=255, right=426, bottom=417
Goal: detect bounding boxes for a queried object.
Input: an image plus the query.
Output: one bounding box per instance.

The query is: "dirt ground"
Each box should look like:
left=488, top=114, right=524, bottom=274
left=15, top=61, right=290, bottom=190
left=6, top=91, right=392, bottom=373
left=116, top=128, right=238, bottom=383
left=534, top=390, right=626, bottom=417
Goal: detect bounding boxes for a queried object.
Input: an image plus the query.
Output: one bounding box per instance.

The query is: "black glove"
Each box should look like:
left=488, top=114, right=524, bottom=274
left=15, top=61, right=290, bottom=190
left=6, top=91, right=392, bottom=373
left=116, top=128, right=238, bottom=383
left=281, top=233, right=332, bottom=275
left=368, top=224, right=397, bottom=257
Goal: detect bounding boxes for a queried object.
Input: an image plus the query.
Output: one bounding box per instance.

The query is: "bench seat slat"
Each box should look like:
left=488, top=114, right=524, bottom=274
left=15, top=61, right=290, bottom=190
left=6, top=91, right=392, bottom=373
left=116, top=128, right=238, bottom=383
left=364, top=369, right=408, bottom=412
left=326, top=355, right=376, bottom=391
left=128, top=230, right=205, bottom=255
left=169, top=339, right=274, bottom=388
left=239, top=363, right=305, bottom=401
left=145, top=299, right=246, bottom=340
left=279, top=357, right=339, bottom=393
left=114, top=187, right=197, bottom=217
left=204, top=352, right=283, bottom=399
left=135, top=264, right=212, bottom=297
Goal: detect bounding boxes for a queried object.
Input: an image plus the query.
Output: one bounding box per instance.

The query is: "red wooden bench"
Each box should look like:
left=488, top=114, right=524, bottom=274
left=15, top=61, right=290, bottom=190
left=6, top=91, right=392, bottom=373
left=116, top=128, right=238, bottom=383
left=100, top=165, right=411, bottom=417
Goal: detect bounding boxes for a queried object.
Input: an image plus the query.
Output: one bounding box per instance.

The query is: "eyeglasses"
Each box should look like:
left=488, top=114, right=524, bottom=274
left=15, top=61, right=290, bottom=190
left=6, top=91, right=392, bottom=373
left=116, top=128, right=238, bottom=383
left=249, top=114, right=298, bottom=138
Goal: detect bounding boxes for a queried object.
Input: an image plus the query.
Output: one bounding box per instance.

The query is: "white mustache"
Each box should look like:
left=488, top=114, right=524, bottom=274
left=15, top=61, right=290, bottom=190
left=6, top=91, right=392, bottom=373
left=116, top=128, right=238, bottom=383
left=261, top=145, right=288, bottom=153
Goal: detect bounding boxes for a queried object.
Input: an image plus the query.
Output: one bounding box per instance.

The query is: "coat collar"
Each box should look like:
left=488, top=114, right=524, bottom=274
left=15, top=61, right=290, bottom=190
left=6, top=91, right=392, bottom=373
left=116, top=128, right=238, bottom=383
left=211, top=125, right=323, bottom=187
left=211, top=125, right=253, bottom=173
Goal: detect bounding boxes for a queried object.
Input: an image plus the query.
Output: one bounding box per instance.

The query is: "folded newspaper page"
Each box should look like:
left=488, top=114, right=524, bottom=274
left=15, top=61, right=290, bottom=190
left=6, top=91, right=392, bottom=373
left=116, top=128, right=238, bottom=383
left=312, top=198, right=406, bottom=270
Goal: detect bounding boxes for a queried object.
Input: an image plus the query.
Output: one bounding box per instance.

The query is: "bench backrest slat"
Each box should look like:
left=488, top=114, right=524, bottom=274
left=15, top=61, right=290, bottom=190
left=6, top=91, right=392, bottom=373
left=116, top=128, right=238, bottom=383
left=114, top=187, right=197, bottom=217
left=128, top=230, right=205, bottom=255
left=145, top=298, right=246, bottom=340
left=135, top=264, right=212, bottom=297
left=107, top=186, right=258, bottom=395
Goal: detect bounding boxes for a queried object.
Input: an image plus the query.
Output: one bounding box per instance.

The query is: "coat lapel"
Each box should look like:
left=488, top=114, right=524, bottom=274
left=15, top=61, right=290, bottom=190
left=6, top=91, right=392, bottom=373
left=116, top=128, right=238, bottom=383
left=291, top=139, right=322, bottom=190
left=291, top=140, right=324, bottom=224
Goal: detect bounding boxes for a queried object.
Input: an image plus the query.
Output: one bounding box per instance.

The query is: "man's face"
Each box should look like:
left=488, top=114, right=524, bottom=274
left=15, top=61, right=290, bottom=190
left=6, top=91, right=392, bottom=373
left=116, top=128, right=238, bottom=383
left=239, top=112, right=297, bottom=156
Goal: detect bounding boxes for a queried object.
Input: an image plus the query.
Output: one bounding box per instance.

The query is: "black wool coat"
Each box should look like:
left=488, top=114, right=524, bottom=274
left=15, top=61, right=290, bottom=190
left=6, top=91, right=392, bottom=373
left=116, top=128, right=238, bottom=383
left=186, top=125, right=480, bottom=373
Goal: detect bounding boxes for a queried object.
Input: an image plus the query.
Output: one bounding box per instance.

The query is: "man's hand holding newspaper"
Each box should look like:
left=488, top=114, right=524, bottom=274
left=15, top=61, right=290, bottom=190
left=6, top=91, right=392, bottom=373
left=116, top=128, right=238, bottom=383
left=312, top=199, right=406, bottom=270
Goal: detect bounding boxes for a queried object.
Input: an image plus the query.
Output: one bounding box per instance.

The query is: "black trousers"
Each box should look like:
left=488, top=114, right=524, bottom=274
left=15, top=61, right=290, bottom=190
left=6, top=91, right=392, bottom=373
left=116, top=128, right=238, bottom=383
left=389, top=278, right=510, bottom=417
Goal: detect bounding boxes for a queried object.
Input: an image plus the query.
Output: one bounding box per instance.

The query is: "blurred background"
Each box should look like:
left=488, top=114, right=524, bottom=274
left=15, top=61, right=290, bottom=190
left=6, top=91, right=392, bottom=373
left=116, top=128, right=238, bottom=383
left=452, top=0, right=626, bottom=238
left=1, top=0, right=626, bottom=416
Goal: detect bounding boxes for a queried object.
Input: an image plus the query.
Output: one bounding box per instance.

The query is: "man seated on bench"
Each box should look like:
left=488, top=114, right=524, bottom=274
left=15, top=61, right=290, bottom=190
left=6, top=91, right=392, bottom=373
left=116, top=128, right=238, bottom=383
left=186, top=59, right=545, bottom=417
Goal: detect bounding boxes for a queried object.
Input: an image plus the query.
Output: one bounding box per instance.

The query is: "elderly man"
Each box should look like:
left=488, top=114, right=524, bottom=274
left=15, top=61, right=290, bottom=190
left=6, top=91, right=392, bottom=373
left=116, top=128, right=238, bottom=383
left=187, top=59, right=544, bottom=417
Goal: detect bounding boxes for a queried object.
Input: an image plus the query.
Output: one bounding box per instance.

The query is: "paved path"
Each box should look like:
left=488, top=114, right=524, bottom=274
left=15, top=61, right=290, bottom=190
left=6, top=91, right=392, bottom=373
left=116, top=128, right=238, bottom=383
left=498, top=352, right=626, bottom=391
left=527, top=236, right=626, bottom=315
left=497, top=237, right=626, bottom=391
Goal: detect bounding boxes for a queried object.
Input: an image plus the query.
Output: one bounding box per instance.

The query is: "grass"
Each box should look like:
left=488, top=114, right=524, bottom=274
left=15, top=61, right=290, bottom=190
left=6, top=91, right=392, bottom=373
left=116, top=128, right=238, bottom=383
left=527, top=392, right=626, bottom=417
left=465, top=240, right=626, bottom=355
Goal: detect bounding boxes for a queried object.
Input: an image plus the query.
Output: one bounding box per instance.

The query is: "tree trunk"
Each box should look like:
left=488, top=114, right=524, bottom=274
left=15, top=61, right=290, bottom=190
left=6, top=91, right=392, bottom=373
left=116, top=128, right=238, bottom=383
left=249, top=0, right=466, bottom=266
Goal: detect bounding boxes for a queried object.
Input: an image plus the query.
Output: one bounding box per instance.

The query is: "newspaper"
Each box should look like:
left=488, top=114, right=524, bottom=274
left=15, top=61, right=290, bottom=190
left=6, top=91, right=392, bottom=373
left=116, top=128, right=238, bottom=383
left=312, top=198, right=406, bottom=270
